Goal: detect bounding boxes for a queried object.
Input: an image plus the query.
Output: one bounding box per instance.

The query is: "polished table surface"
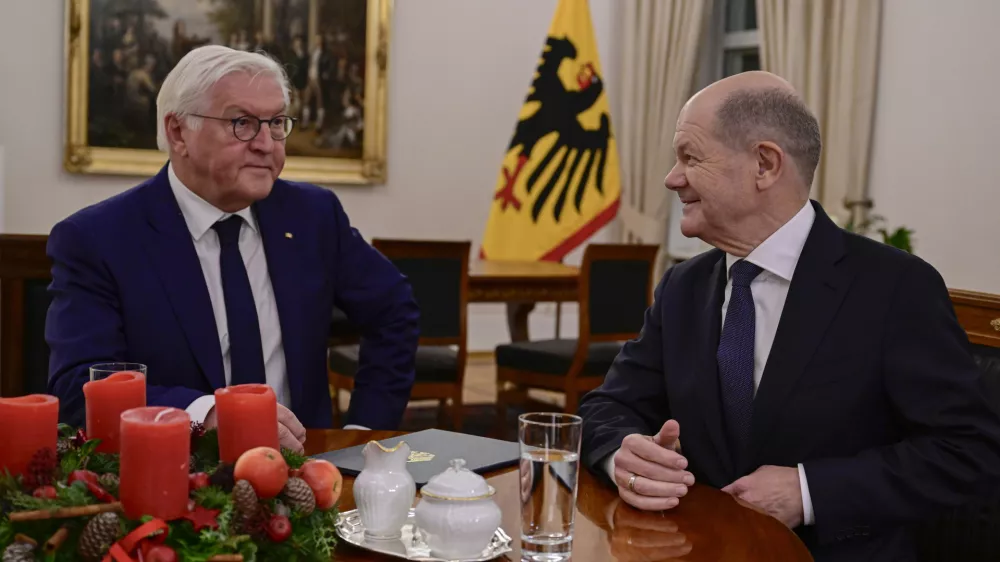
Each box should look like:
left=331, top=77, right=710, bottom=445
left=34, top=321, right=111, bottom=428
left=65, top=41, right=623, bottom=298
left=468, top=260, right=579, bottom=303
left=305, top=430, right=814, bottom=562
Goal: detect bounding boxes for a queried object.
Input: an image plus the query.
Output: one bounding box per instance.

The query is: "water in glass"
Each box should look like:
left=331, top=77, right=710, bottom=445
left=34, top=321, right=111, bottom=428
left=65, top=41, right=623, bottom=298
left=518, top=413, right=581, bottom=562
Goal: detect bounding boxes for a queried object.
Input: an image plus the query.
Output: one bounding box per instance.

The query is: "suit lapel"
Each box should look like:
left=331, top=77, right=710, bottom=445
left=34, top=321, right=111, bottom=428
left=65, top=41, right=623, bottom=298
left=140, top=167, right=226, bottom=390
left=253, top=184, right=307, bottom=411
left=747, top=204, right=854, bottom=472
left=692, top=252, right=737, bottom=480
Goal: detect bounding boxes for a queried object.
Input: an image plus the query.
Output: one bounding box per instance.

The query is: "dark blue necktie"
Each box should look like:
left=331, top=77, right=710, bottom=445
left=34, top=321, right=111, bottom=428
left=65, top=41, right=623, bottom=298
left=212, top=216, right=266, bottom=386
left=717, top=259, right=763, bottom=460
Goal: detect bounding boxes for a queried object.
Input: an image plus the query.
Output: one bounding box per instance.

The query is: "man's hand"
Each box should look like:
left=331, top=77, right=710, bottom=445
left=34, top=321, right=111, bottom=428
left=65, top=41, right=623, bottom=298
left=278, top=405, right=306, bottom=454
left=613, top=420, right=695, bottom=511
left=722, top=465, right=803, bottom=528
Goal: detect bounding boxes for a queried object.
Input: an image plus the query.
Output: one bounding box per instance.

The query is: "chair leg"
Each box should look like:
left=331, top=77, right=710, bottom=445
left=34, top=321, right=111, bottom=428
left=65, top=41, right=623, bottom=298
left=565, top=389, right=579, bottom=414
left=451, top=393, right=464, bottom=431
left=436, top=399, right=449, bottom=428
left=328, top=368, right=341, bottom=427
left=494, top=382, right=510, bottom=438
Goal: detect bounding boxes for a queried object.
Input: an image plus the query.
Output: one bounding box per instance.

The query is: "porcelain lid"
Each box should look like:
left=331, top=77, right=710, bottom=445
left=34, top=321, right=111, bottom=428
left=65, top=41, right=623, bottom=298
left=420, top=459, right=495, bottom=501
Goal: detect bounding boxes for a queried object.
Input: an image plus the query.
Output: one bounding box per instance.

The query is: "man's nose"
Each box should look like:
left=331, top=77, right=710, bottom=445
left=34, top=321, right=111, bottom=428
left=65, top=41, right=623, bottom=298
left=664, top=162, right=686, bottom=191
left=249, top=127, right=274, bottom=153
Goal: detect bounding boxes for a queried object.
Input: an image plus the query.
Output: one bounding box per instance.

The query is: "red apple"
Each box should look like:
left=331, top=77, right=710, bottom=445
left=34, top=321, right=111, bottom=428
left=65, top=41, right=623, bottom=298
left=266, top=515, right=292, bottom=542
left=298, top=459, right=343, bottom=510
left=32, top=486, right=57, bottom=499
left=189, top=472, right=210, bottom=492
left=144, top=545, right=178, bottom=562
left=234, top=447, right=288, bottom=499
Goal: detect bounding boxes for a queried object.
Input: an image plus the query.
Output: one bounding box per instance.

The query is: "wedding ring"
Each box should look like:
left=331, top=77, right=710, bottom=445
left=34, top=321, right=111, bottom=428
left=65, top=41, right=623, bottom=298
left=627, top=473, right=637, bottom=493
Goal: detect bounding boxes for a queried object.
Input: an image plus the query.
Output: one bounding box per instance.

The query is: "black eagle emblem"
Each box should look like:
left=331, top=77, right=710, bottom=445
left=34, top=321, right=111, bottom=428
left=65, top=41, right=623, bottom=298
left=494, top=36, right=612, bottom=224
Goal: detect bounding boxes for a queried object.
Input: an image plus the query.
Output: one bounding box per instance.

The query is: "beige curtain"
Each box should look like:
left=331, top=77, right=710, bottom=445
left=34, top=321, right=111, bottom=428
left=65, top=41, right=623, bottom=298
left=756, top=0, right=882, bottom=225
left=616, top=0, right=710, bottom=274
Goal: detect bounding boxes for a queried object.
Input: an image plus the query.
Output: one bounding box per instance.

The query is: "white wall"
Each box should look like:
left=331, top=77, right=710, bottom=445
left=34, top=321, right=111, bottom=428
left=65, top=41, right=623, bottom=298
left=867, top=0, right=1000, bottom=294
left=0, top=0, right=620, bottom=351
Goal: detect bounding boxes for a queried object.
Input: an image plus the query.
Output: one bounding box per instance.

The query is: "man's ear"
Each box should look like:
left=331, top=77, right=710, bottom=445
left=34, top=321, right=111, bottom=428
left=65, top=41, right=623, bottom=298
left=755, top=141, right=784, bottom=191
left=164, top=114, right=188, bottom=157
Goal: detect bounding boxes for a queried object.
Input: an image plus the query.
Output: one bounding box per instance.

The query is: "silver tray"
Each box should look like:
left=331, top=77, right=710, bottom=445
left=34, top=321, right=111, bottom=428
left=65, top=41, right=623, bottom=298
left=335, top=508, right=513, bottom=561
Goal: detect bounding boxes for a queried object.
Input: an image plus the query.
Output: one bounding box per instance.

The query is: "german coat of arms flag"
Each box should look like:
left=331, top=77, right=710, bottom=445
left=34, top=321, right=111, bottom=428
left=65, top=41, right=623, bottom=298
left=480, top=0, right=621, bottom=262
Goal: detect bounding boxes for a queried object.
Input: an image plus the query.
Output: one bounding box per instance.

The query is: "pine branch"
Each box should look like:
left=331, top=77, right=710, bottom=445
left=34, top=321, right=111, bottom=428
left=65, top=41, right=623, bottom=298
left=193, top=486, right=230, bottom=511
left=87, top=452, right=120, bottom=475
left=280, top=448, right=308, bottom=470
left=0, top=516, right=12, bottom=546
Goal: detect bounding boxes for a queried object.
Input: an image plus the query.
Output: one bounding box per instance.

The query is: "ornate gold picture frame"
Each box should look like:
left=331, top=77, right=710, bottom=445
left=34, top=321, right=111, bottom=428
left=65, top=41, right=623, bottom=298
left=64, top=0, right=390, bottom=185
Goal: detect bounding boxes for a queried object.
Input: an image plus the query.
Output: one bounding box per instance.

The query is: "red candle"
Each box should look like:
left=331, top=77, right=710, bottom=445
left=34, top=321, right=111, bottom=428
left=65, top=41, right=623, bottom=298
left=215, top=384, right=279, bottom=463
left=0, top=395, right=59, bottom=477
left=83, top=371, right=146, bottom=453
left=119, top=407, right=190, bottom=520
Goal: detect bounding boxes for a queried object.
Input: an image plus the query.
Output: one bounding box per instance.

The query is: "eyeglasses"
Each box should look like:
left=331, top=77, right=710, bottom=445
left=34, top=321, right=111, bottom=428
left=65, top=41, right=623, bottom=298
left=189, top=114, right=296, bottom=141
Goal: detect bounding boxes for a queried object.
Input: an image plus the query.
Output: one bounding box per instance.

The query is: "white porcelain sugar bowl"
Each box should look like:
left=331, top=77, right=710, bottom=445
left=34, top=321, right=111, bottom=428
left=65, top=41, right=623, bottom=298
left=414, top=458, right=502, bottom=560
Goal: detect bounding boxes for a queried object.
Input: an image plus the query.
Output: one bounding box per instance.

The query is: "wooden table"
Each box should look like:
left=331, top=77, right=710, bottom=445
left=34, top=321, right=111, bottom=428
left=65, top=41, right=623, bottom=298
left=306, top=430, right=813, bottom=562
left=468, top=260, right=579, bottom=342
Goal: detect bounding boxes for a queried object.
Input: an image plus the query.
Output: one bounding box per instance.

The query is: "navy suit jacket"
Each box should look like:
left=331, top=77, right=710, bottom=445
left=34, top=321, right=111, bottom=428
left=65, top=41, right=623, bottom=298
left=46, top=166, right=419, bottom=430
left=579, top=202, right=1000, bottom=562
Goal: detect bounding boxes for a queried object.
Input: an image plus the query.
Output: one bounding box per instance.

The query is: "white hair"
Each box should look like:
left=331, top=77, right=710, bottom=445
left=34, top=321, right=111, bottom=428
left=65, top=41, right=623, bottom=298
left=155, top=45, right=291, bottom=151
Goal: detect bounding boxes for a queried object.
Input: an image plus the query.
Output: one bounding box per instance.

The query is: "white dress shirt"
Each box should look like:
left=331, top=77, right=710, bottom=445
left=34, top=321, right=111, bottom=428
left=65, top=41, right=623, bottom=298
left=168, top=164, right=291, bottom=422
left=606, top=201, right=817, bottom=526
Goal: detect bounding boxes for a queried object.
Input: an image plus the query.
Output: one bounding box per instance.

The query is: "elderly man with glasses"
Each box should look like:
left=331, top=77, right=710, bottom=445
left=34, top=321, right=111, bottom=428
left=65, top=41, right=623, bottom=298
left=45, top=46, right=419, bottom=448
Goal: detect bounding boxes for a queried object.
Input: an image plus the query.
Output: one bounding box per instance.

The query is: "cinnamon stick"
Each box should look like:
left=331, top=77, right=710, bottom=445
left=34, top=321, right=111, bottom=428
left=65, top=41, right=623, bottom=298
left=13, top=534, right=38, bottom=547
left=8, top=502, right=123, bottom=522
left=207, top=555, right=244, bottom=561
left=43, top=526, right=70, bottom=554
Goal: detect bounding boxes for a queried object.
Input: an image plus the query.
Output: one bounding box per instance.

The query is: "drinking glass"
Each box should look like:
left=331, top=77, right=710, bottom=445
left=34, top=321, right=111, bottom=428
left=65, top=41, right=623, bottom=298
left=518, top=413, right=582, bottom=562
left=89, top=362, right=147, bottom=382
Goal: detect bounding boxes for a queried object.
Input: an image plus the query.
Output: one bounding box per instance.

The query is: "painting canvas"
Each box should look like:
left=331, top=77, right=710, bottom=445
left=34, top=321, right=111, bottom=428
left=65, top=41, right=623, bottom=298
left=64, top=0, right=390, bottom=184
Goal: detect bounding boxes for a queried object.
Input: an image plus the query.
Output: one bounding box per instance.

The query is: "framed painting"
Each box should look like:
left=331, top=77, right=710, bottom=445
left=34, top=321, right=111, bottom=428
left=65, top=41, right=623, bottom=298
left=63, top=0, right=390, bottom=185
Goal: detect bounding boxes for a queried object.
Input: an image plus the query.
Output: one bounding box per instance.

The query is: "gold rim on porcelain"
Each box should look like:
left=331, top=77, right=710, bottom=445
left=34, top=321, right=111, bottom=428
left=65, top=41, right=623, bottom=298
left=419, top=485, right=497, bottom=502
left=369, top=440, right=407, bottom=453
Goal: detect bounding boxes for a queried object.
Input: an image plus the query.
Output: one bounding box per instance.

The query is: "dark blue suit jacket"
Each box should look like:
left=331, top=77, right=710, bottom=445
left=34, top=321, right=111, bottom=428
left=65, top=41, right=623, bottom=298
left=46, top=166, right=419, bottom=430
left=579, top=202, right=1000, bottom=562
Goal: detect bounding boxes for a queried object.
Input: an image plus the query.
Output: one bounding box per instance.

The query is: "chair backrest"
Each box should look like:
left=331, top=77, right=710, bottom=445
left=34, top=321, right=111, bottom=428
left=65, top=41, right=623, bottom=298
left=371, top=239, right=471, bottom=348
left=951, top=289, right=1000, bottom=396
left=915, top=289, right=1000, bottom=561
left=0, top=235, right=53, bottom=397
left=578, top=243, right=659, bottom=343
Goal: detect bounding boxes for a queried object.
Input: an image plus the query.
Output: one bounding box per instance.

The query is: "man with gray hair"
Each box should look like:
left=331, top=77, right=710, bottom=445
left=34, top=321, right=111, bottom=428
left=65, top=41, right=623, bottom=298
left=46, top=45, right=419, bottom=448
left=579, top=71, right=1000, bottom=561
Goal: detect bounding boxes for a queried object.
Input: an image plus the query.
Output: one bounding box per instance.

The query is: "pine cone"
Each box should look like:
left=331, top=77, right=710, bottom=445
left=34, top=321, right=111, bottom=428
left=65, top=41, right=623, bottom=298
left=78, top=512, right=120, bottom=562
left=233, top=479, right=260, bottom=533
left=2, top=542, right=35, bottom=562
left=98, top=473, right=119, bottom=495
left=281, top=477, right=315, bottom=515
left=23, top=448, right=57, bottom=490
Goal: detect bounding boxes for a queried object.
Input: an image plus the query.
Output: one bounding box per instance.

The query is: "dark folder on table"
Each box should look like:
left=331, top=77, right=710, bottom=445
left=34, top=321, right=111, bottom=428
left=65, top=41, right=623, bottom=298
left=312, top=429, right=519, bottom=487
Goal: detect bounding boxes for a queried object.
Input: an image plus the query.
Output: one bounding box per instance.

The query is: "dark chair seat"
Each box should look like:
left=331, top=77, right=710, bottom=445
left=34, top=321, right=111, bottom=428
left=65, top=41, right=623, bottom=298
left=329, top=344, right=460, bottom=383
left=495, top=339, right=623, bottom=377
left=329, top=307, right=361, bottom=340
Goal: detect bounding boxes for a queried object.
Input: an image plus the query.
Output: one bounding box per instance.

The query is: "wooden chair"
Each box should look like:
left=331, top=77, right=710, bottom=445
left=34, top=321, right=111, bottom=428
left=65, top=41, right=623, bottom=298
left=915, top=289, right=1000, bottom=561
left=327, top=239, right=471, bottom=430
left=493, top=243, right=659, bottom=424
left=0, top=235, right=53, bottom=397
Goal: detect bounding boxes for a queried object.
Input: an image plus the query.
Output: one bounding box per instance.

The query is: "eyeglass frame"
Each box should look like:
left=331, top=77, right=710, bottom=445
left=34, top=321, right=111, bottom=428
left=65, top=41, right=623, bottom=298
left=188, top=113, right=297, bottom=142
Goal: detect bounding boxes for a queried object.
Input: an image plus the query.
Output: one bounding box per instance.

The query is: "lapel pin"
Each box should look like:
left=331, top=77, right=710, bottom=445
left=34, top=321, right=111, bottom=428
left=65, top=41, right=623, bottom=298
left=285, top=232, right=293, bottom=239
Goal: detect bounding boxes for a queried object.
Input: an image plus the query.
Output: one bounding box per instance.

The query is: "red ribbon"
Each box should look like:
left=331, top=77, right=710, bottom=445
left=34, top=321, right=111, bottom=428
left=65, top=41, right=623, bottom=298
left=101, top=519, right=169, bottom=562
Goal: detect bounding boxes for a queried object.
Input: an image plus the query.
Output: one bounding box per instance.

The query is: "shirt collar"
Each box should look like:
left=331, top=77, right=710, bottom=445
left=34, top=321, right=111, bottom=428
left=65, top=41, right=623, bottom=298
left=167, top=162, right=258, bottom=242
left=725, top=201, right=816, bottom=282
